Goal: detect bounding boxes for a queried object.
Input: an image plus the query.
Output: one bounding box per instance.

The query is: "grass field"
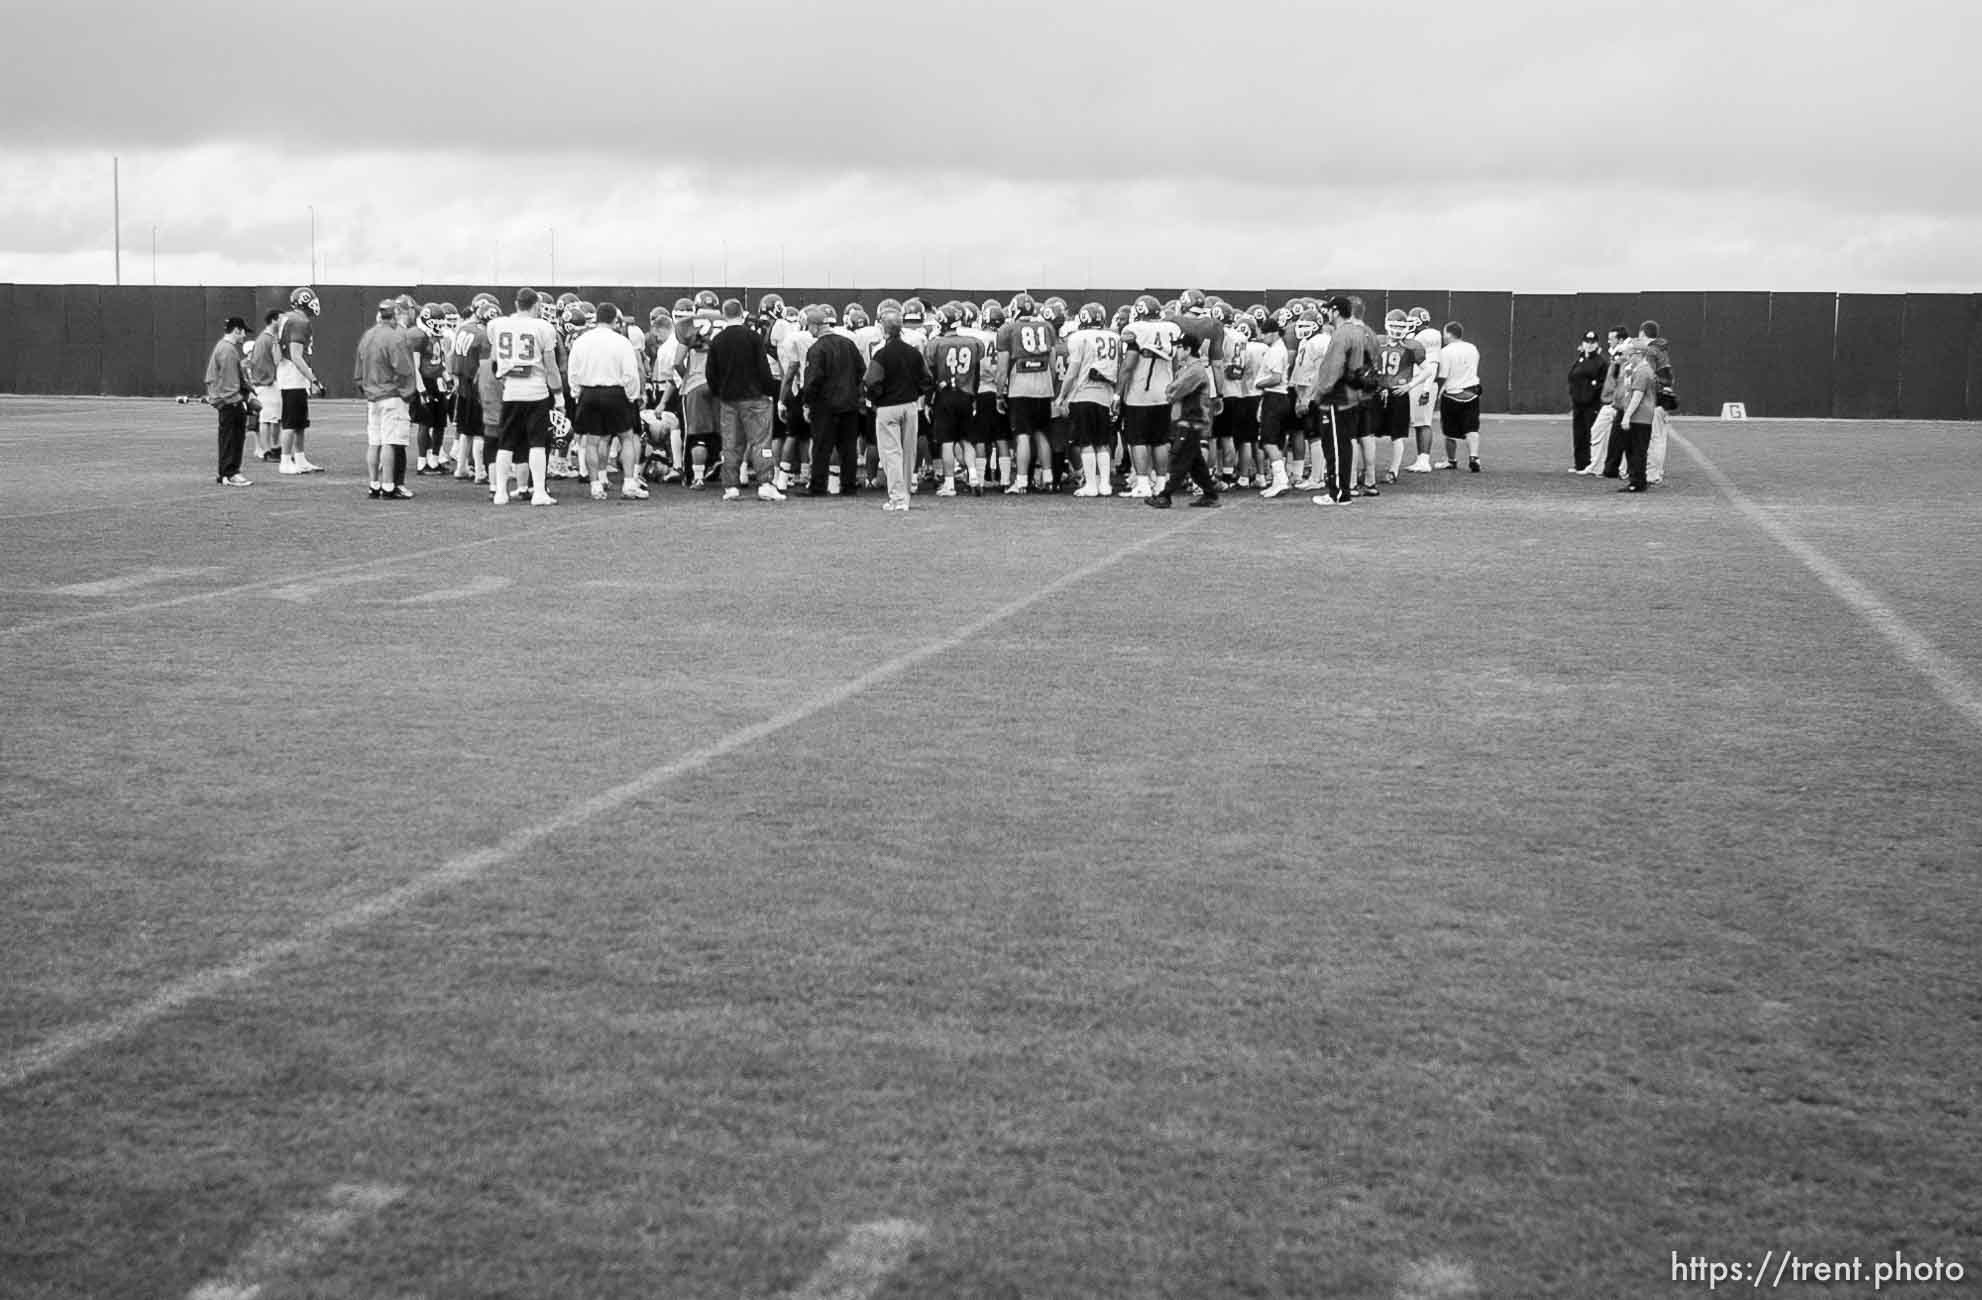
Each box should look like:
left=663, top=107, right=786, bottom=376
left=1, top=397, right=1978, bottom=1299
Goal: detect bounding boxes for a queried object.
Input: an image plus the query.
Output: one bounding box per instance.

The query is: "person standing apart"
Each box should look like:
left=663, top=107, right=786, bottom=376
left=1567, top=330, right=1608, bottom=472
left=1433, top=321, right=1483, bottom=472
left=864, top=312, right=935, bottom=511
left=487, top=287, right=565, bottom=507
left=353, top=299, right=418, bottom=499
left=568, top=302, right=647, bottom=500
left=275, top=287, right=326, bottom=475
left=205, top=316, right=254, bottom=486
left=704, top=299, right=783, bottom=502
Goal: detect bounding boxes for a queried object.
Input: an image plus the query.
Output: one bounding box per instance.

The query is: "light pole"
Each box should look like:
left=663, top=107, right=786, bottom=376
left=549, top=228, right=557, bottom=285
left=112, top=156, right=121, bottom=286
left=151, top=226, right=156, bottom=286
left=308, top=205, right=317, bottom=283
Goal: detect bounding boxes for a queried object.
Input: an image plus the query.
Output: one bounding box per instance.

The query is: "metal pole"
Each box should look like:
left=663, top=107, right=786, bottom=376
left=309, top=205, right=316, bottom=283
left=112, top=156, right=120, bottom=286
left=494, top=241, right=500, bottom=285
left=781, top=245, right=786, bottom=289
left=550, top=228, right=557, bottom=285
left=151, top=226, right=156, bottom=286
left=722, top=241, right=728, bottom=285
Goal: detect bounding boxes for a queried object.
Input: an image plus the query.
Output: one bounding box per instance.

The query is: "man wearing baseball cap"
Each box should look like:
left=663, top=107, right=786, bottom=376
left=1567, top=330, right=1608, bottom=472
left=204, top=317, right=254, bottom=486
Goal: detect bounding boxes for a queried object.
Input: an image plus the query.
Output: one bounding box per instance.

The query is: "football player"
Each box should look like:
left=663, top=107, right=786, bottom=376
left=412, top=302, right=452, bottom=474
left=1056, top=302, right=1120, bottom=498
left=1217, top=313, right=1261, bottom=487
left=924, top=304, right=985, bottom=496
left=1254, top=315, right=1297, bottom=497
left=1116, top=294, right=1182, bottom=497
left=275, top=286, right=326, bottom=475
left=487, top=286, right=564, bottom=506
left=1373, top=310, right=1427, bottom=483
left=1287, top=309, right=1328, bottom=493
left=996, top=293, right=1064, bottom=493
left=975, top=300, right=1012, bottom=486
left=1406, top=307, right=1443, bottom=472
left=247, top=309, right=283, bottom=462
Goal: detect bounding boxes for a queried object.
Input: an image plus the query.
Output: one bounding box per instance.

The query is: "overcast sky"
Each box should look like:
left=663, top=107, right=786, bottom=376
left=2, top=0, right=1975, bottom=293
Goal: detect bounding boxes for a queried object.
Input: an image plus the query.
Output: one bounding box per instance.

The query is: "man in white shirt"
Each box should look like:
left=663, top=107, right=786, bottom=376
left=1434, top=320, right=1484, bottom=472
left=568, top=303, right=646, bottom=501
left=487, top=287, right=565, bottom=506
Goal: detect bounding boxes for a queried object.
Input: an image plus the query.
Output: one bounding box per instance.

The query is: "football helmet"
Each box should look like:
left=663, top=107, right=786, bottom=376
left=694, top=289, right=721, bottom=313
left=556, top=291, right=580, bottom=307
left=289, top=286, right=321, bottom=316
left=671, top=297, right=694, bottom=320
left=957, top=300, right=979, bottom=327
left=649, top=306, right=669, bottom=326
left=1178, top=288, right=1208, bottom=315
left=470, top=293, right=501, bottom=321
left=1407, top=306, right=1431, bottom=328
left=1161, top=299, right=1182, bottom=319
left=1210, top=301, right=1233, bottom=325
left=981, top=301, right=1006, bottom=327
left=902, top=297, right=926, bottom=325
left=935, top=303, right=962, bottom=333
left=1111, top=305, right=1133, bottom=330
left=877, top=297, right=903, bottom=318
left=1295, top=310, right=1321, bottom=341
left=844, top=303, right=870, bottom=330
left=1384, top=308, right=1411, bottom=339
left=548, top=407, right=572, bottom=439
left=439, top=302, right=461, bottom=327
left=1076, top=301, right=1106, bottom=329
left=1232, top=315, right=1256, bottom=341
left=758, top=293, right=785, bottom=318
left=1131, top=294, right=1161, bottom=320
left=818, top=304, right=839, bottom=325
left=1248, top=303, right=1269, bottom=325
left=1009, top=291, right=1037, bottom=318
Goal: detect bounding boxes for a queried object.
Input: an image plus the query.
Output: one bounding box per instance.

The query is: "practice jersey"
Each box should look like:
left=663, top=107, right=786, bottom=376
left=1375, top=336, right=1427, bottom=392
left=1216, top=327, right=1256, bottom=396
left=853, top=322, right=884, bottom=364
left=275, top=310, right=315, bottom=389
left=1061, top=327, right=1120, bottom=406
left=1119, top=318, right=1182, bottom=407
left=1173, top=312, right=1224, bottom=363
left=779, top=328, right=814, bottom=393
left=966, top=328, right=1001, bottom=394
left=1254, top=338, right=1291, bottom=394
left=1414, top=326, right=1442, bottom=373
left=996, top=316, right=1062, bottom=400
left=488, top=312, right=561, bottom=402
left=925, top=333, right=985, bottom=395
left=1438, top=339, right=1482, bottom=394
left=450, top=321, right=490, bottom=385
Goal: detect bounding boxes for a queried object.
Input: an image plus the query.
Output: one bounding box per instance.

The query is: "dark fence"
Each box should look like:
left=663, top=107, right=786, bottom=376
left=3, top=284, right=1980, bottom=419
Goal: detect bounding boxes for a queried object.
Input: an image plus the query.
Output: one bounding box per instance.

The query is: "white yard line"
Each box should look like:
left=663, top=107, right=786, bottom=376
left=1672, top=428, right=1982, bottom=737
left=782, top=1221, right=929, bottom=1300
left=0, top=511, right=1210, bottom=1090
left=52, top=566, right=222, bottom=597
left=393, top=575, right=512, bottom=605
left=185, top=1183, right=406, bottom=1300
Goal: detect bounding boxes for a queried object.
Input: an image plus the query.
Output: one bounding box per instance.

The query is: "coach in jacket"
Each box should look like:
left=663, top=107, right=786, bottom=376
left=704, top=299, right=782, bottom=501
left=801, top=307, right=866, bottom=497
left=1567, top=331, right=1607, bottom=472
left=863, top=313, right=936, bottom=511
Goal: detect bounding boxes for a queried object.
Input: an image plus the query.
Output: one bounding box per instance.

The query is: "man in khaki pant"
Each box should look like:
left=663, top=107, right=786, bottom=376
left=863, top=312, right=935, bottom=511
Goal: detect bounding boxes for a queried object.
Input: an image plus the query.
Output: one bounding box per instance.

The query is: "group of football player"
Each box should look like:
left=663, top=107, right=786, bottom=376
left=244, top=285, right=1495, bottom=507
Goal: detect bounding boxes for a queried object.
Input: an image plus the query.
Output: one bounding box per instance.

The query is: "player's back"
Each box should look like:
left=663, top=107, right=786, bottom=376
left=1120, top=318, right=1179, bottom=406
left=926, top=333, right=984, bottom=393
left=489, top=312, right=557, bottom=400
left=998, top=317, right=1060, bottom=399
left=1065, top=327, right=1120, bottom=404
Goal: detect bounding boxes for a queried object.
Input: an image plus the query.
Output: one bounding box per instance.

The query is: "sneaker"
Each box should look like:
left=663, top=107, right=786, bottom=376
left=1361, top=485, right=1380, bottom=498
left=472, top=469, right=489, bottom=484
left=260, top=449, right=282, bottom=462
left=491, top=491, right=511, bottom=505
left=690, top=477, right=708, bottom=490
left=971, top=483, right=985, bottom=497
left=530, top=491, right=557, bottom=506
left=278, top=461, right=303, bottom=475
left=758, top=482, right=787, bottom=502
left=661, top=468, right=683, bottom=484
left=415, top=464, right=432, bottom=477
left=590, top=482, right=609, bottom=500
left=1188, top=493, right=1221, bottom=508
left=722, top=487, right=741, bottom=501
left=1406, top=456, right=1432, bottom=473
left=1618, top=484, right=1646, bottom=493
left=387, top=485, right=415, bottom=500
left=1433, top=460, right=1453, bottom=470
left=1313, top=494, right=1349, bottom=505
left=621, top=482, right=649, bottom=500
left=936, top=481, right=957, bottom=497
left=295, top=458, right=324, bottom=474
left=881, top=498, right=906, bottom=512
left=1469, top=457, right=1481, bottom=473
left=221, top=474, right=253, bottom=487
left=1004, top=481, right=1027, bottom=495
left=1073, top=484, right=1098, bottom=498
left=1145, top=494, right=1173, bottom=509
left=368, top=485, right=383, bottom=499
left=1097, top=483, right=1114, bottom=497
left=1261, top=480, right=1288, bottom=500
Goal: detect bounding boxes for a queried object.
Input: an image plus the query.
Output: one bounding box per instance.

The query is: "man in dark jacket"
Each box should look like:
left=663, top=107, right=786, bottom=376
left=1567, top=330, right=1608, bottom=472
left=800, top=307, right=866, bottom=497
left=1310, top=295, right=1380, bottom=504
left=704, top=299, right=782, bottom=501
left=863, top=313, right=936, bottom=510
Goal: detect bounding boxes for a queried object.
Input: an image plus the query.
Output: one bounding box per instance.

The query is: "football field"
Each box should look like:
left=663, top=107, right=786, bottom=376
left=1, top=397, right=1978, bottom=1299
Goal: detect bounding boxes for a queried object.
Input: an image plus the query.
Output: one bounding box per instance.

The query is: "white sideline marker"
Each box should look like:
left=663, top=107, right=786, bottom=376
left=1673, top=428, right=1982, bottom=738
left=0, top=511, right=1213, bottom=1090
left=265, top=572, right=394, bottom=603
left=783, top=1220, right=929, bottom=1300
left=1720, top=402, right=1747, bottom=419
left=395, top=575, right=511, bottom=605
left=53, top=566, right=219, bottom=597
left=185, top=1182, right=405, bottom=1300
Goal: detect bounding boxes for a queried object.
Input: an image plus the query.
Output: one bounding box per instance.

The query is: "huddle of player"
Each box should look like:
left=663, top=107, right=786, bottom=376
left=338, top=288, right=1487, bottom=505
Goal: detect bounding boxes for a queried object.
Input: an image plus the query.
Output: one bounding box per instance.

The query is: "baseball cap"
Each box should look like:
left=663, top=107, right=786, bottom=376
left=223, top=315, right=249, bottom=333
left=1582, top=330, right=1599, bottom=342
left=1325, top=295, right=1353, bottom=317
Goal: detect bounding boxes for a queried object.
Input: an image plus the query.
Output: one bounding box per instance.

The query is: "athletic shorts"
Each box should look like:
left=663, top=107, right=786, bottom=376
left=1373, top=392, right=1413, bottom=439
left=1441, top=390, right=1481, bottom=438
left=1008, top=396, right=1053, bottom=438
left=255, top=386, right=279, bottom=420
left=418, top=380, right=448, bottom=430
left=1122, top=403, right=1171, bottom=448
left=279, top=388, right=310, bottom=431
left=365, top=396, right=412, bottom=448
left=929, top=387, right=975, bottom=445
left=1223, top=395, right=1260, bottom=444
left=1257, top=391, right=1294, bottom=448
left=1070, top=401, right=1112, bottom=449
left=974, top=392, right=1003, bottom=444
left=497, top=396, right=553, bottom=456
left=1333, top=402, right=1368, bottom=440
left=575, top=386, right=636, bottom=439
left=454, top=390, right=483, bottom=437
left=682, top=386, right=718, bottom=437
left=1411, top=384, right=1436, bottom=427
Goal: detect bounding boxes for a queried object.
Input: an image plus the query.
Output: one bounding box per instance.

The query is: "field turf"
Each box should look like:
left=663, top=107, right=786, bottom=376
left=1, top=397, right=1978, bottom=1299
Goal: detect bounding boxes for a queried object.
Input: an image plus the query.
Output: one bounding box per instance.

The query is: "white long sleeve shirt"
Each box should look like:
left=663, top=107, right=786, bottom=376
left=566, top=326, right=642, bottom=402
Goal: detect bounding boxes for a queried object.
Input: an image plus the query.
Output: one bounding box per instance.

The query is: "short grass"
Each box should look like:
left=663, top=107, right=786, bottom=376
left=1, top=398, right=1977, bottom=1299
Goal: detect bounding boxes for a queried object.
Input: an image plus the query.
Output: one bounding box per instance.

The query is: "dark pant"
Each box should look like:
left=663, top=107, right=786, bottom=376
left=1332, top=403, right=1365, bottom=501
left=1306, top=405, right=1334, bottom=485
left=808, top=409, right=861, bottom=494
left=1161, top=421, right=1218, bottom=499
left=216, top=402, right=247, bottom=478
left=1603, top=411, right=1630, bottom=476
left=1624, top=420, right=1654, bottom=489
left=1572, top=403, right=1599, bottom=470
